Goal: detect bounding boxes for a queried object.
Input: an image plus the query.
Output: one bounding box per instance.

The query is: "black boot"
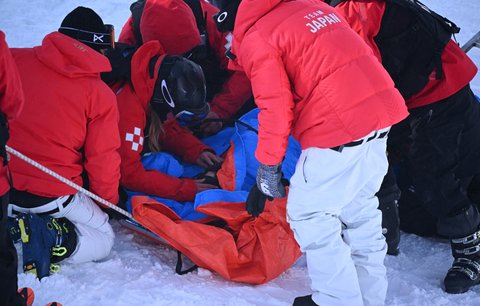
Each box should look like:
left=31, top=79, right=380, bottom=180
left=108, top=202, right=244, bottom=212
left=292, top=295, right=318, bottom=306
left=444, top=229, right=480, bottom=294
left=377, top=170, right=401, bottom=256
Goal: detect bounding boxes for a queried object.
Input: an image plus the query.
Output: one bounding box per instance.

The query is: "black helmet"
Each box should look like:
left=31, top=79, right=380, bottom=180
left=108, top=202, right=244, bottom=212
left=151, top=56, right=208, bottom=126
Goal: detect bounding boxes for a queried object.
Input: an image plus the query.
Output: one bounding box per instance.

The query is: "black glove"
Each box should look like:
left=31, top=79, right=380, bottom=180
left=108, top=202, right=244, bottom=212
left=246, top=184, right=272, bottom=217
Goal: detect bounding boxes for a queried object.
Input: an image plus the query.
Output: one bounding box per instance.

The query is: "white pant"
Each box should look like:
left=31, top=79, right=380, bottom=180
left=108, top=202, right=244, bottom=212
left=9, top=192, right=114, bottom=263
left=287, top=135, right=389, bottom=306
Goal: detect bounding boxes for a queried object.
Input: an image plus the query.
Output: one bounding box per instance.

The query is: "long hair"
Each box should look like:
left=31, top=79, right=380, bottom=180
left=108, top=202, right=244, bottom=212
left=147, top=105, right=164, bottom=152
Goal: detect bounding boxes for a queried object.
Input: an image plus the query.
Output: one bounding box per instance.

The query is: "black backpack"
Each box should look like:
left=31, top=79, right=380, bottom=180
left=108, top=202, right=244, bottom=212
left=329, top=0, right=460, bottom=99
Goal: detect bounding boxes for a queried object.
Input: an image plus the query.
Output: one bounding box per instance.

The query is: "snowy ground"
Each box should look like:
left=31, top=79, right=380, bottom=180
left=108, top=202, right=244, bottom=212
left=1, top=0, right=480, bottom=305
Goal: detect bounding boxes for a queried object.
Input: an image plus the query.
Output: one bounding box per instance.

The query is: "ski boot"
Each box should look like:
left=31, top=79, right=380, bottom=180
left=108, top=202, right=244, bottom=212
left=9, top=213, right=77, bottom=279
left=444, top=229, right=480, bottom=293
left=292, top=295, right=318, bottom=306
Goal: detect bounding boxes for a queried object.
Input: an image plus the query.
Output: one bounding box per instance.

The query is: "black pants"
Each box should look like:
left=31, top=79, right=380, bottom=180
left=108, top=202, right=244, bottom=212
left=0, top=193, right=23, bottom=306
left=389, top=85, right=480, bottom=238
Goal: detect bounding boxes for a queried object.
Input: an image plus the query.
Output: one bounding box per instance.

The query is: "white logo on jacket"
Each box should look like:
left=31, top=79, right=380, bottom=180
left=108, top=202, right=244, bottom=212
left=125, top=127, right=144, bottom=151
left=304, top=11, right=342, bottom=33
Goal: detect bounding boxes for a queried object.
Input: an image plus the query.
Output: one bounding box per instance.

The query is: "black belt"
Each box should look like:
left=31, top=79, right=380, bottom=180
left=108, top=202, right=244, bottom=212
left=331, top=131, right=389, bottom=152
left=11, top=194, right=74, bottom=216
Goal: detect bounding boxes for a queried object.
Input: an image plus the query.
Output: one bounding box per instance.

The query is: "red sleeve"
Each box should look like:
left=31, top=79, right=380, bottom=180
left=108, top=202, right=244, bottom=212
left=335, top=0, right=385, bottom=61
left=209, top=69, right=252, bottom=119
left=160, top=119, right=212, bottom=164
left=237, top=33, right=294, bottom=165
left=118, top=89, right=197, bottom=202
left=83, top=83, right=121, bottom=205
left=0, top=31, right=24, bottom=195
left=0, top=32, right=24, bottom=121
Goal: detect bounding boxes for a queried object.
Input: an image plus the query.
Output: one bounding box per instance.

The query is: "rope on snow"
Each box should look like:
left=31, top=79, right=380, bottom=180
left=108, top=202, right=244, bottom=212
left=6, top=145, right=134, bottom=220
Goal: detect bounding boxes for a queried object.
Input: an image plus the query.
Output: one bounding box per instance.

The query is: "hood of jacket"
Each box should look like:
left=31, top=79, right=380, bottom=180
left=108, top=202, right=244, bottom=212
left=231, top=0, right=283, bottom=52
left=140, top=0, right=201, bottom=55
left=34, top=32, right=111, bottom=79
left=130, top=40, right=167, bottom=109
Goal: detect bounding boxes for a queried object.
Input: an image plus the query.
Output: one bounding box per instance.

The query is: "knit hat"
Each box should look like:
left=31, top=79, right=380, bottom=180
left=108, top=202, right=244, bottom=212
left=140, top=0, right=201, bottom=55
left=59, top=6, right=114, bottom=52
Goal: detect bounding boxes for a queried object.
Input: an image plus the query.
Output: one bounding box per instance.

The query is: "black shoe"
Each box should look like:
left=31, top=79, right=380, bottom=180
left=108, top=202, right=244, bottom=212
left=293, top=295, right=318, bottom=306
left=444, top=230, right=480, bottom=294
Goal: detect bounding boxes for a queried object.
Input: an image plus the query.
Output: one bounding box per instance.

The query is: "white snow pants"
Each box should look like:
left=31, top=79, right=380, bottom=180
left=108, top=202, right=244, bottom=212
left=287, top=130, right=389, bottom=306
left=9, top=192, right=114, bottom=263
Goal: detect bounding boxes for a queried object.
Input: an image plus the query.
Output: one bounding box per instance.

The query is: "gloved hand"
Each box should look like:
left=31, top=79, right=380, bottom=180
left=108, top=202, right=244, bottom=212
left=246, top=184, right=272, bottom=217
left=256, top=163, right=286, bottom=198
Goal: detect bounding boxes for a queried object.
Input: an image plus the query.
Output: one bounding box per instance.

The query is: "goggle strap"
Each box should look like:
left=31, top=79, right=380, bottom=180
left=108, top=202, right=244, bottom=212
left=59, top=25, right=115, bottom=49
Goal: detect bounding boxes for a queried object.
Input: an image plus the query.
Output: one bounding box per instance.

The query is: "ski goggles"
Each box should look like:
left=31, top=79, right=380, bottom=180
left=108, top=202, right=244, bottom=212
left=175, top=104, right=210, bottom=127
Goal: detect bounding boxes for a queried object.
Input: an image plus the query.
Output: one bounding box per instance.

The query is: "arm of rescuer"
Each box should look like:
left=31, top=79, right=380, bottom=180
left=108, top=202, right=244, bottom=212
left=0, top=31, right=24, bottom=195
left=0, top=31, right=24, bottom=122
left=83, top=83, right=121, bottom=206
left=160, top=118, right=216, bottom=164
left=118, top=112, right=199, bottom=202
left=234, top=35, right=294, bottom=166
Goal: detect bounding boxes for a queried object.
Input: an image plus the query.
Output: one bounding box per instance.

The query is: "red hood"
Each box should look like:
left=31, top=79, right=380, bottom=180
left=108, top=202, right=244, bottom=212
left=130, top=40, right=167, bottom=109
left=141, top=0, right=201, bottom=55
left=231, top=0, right=283, bottom=55
left=34, top=32, right=111, bottom=78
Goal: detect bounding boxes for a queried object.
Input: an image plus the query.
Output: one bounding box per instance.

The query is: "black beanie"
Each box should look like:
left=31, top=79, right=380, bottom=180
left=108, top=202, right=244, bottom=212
left=59, top=6, right=113, bottom=51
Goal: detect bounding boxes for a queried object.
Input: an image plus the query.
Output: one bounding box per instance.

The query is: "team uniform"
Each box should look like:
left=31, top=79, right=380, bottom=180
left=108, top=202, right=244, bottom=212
left=8, top=31, right=120, bottom=265
left=229, top=0, right=408, bottom=304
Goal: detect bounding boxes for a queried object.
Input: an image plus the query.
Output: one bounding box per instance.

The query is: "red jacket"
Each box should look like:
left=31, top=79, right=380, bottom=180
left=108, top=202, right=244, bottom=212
left=334, top=0, right=478, bottom=109
left=230, top=0, right=409, bottom=165
left=9, top=32, right=121, bottom=204
left=118, top=0, right=252, bottom=119
left=0, top=31, right=24, bottom=196
left=115, top=41, right=211, bottom=202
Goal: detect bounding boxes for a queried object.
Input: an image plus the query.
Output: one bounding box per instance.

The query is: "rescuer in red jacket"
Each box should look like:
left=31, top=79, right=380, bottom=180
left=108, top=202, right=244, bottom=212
left=112, top=40, right=222, bottom=202
left=217, top=0, right=409, bottom=304
left=118, top=0, right=252, bottom=135
left=6, top=7, right=121, bottom=280
left=330, top=0, right=480, bottom=294
left=0, top=30, right=27, bottom=306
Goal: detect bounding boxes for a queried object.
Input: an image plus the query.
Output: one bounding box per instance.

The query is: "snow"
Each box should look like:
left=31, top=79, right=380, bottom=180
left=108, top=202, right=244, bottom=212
left=1, top=0, right=480, bottom=305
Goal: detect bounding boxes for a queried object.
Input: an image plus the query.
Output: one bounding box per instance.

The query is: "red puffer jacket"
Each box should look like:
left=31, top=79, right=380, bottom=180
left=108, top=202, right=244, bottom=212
left=9, top=32, right=121, bottom=204
left=119, top=0, right=252, bottom=119
left=115, top=41, right=211, bottom=202
left=0, top=31, right=24, bottom=196
left=230, top=0, right=409, bottom=165
left=334, top=0, right=478, bottom=109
